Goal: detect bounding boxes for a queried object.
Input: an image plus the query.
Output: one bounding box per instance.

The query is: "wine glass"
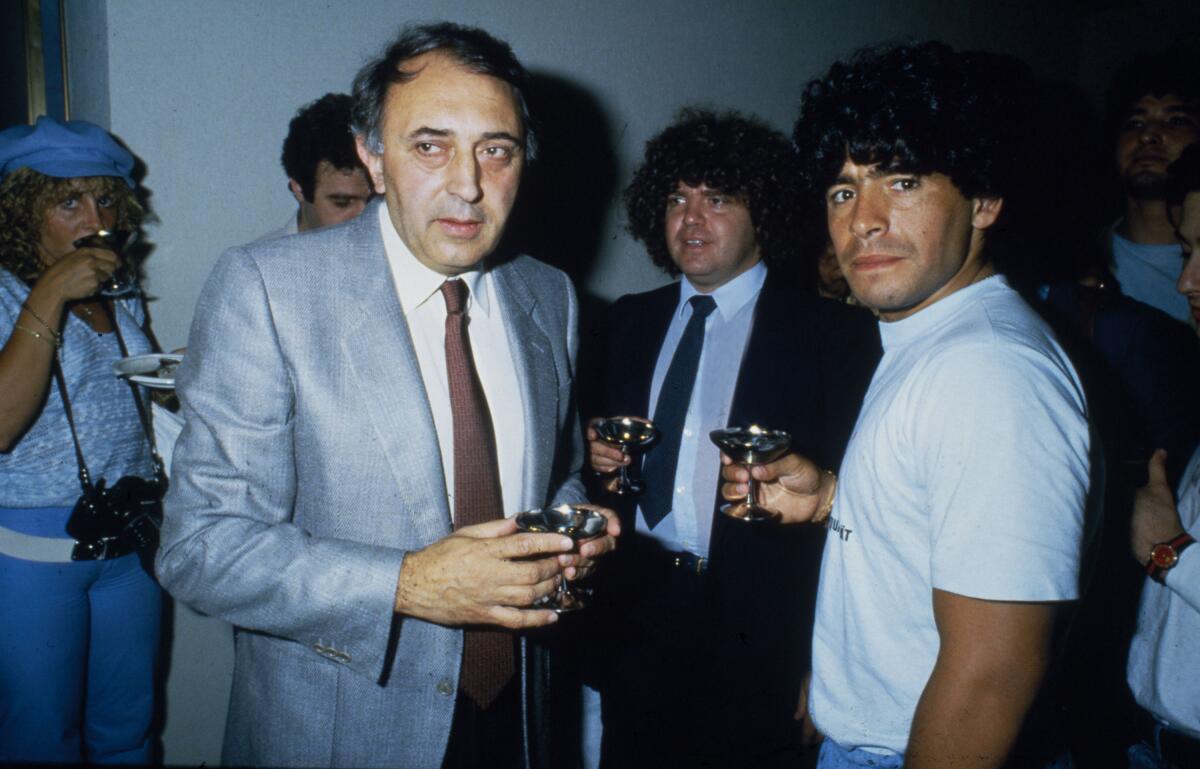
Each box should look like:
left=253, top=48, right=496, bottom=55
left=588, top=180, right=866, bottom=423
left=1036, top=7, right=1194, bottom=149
left=710, top=425, right=792, bottom=522
left=73, top=229, right=138, bottom=297
left=514, top=504, right=607, bottom=612
left=593, top=416, right=657, bottom=495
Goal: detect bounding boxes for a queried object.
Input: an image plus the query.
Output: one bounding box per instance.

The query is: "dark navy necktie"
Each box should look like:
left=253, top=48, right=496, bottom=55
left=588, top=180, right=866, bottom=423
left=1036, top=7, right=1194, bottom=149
left=640, top=294, right=717, bottom=529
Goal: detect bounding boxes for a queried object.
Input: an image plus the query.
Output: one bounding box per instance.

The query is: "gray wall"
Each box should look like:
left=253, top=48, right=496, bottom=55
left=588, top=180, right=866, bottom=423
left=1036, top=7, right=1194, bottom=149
left=58, top=0, right=1197, bottom=764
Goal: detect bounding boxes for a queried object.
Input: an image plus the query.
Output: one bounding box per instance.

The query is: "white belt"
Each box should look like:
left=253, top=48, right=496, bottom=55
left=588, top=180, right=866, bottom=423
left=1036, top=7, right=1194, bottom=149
left=0, top=525, right=77, bottom=562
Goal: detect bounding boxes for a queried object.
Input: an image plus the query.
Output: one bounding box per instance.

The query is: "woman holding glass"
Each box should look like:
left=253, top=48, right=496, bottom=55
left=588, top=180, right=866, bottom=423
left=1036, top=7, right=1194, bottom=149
left=0, top=117, right=161, bottom=763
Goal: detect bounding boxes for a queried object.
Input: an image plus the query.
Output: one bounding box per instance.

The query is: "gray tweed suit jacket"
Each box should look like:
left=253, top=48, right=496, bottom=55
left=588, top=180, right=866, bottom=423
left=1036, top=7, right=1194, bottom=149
left=156, top=200, right=586, bottom=768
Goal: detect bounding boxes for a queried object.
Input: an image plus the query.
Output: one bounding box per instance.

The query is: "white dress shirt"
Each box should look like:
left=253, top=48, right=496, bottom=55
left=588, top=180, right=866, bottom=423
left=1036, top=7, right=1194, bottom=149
left=635, top=261, right=766, bottom=556
left=1127, top=446, right=1200, bottom=739
left=378, top=203, right=527, bottom=520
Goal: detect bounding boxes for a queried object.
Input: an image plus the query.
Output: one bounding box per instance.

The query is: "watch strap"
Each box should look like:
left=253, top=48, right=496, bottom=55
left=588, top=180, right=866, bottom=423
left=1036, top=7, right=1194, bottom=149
left=1147, top=532, right=1196, bottom=584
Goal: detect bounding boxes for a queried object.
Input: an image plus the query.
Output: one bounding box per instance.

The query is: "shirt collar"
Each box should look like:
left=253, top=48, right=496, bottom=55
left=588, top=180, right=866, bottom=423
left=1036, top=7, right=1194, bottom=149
left=378, top=201, right=490, bottom=317
left=675, top=260, right=767, bottom=321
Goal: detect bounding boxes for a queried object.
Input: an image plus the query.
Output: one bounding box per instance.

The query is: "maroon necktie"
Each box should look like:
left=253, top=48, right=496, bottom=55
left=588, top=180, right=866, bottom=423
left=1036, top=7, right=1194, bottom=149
left=440, top=278, right=513, bottom=708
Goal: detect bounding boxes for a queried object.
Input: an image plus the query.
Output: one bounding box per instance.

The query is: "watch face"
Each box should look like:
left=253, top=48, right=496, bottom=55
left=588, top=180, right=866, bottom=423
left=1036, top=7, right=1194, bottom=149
left=1151, top=543, right=1179, bottom=569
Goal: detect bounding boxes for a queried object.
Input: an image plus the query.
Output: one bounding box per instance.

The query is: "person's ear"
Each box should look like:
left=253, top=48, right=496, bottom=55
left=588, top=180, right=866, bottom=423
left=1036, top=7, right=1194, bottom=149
left=288, top=179, right=307, bottom=205
left=972, top=197, right=1003, bottom=231
left=356, top=135, right=386, bottom=194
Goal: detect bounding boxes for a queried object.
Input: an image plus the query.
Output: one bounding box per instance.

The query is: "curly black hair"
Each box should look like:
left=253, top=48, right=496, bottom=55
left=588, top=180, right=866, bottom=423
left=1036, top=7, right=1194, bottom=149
left=625, top=108, right=801, bottom=277
left=281, top=92, right=365, bottom=201
left=1105, top=50, right=1200, bottom=142
left=792, top=41, right=1021, bottom=211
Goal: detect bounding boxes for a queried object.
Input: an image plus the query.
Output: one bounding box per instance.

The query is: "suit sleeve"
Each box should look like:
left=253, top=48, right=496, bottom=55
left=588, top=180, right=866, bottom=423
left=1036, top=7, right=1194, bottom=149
left=155, top=249, right=406, bottom=682
left=548, top=269, right=588, bottom=508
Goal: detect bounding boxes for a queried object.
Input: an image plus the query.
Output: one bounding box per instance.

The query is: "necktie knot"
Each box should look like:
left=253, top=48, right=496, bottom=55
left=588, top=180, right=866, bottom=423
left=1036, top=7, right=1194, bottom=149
left=440, top=279, right=469, bottom=316
left=689, top=294, right=716, bottom=320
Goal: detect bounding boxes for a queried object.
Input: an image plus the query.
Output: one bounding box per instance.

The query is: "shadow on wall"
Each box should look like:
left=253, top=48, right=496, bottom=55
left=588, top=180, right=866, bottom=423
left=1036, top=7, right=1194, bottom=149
left=505, top=71, right=622, bottom=420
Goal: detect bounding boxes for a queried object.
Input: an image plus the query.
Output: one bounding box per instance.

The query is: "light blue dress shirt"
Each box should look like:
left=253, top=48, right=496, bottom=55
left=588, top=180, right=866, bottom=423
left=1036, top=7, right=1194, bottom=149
left=635, top=262, right=766, bottom=556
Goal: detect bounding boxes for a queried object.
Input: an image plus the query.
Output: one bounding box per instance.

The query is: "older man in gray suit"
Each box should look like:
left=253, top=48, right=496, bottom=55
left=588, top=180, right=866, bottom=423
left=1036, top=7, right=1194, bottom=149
left=156, top=23, right=616, bottom=769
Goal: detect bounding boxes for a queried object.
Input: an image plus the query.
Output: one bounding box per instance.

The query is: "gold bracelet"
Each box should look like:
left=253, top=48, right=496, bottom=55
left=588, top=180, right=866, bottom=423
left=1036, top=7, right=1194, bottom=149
left=811, top=470, right=837, bottom=525
left=14, top=322, right=60, bottom=348
left=20, top=302, right=62, bottom=343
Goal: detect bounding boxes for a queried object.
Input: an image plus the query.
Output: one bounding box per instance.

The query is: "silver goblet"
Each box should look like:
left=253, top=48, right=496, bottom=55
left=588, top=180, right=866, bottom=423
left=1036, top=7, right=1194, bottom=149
left=710, top=425, right=792, bottom=523
left=514, top=504, right=607, bottom=612
left=593, top=416, right=657, bottom=495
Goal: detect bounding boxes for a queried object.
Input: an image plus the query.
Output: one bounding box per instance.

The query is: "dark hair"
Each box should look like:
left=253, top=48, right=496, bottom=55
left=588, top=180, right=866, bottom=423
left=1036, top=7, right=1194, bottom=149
left=624, top=108, right=801, bottom=277
left=1105, top=50, right=1200, bottom=141
left=792, top=41, right=1018, bottom=207
left=351, top=22, right=535, bottom=159
left=1167, top=142, right=1200, bottom=206
left=281, top=93, right=364, bottom=201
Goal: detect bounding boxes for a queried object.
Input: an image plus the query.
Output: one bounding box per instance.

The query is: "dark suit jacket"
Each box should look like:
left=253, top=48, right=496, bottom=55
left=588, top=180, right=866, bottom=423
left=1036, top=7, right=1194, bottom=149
left=591, top=276, right=879, bottom=765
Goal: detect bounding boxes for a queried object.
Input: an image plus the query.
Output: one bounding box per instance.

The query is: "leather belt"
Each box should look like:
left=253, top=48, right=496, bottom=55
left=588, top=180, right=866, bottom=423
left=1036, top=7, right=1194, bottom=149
left=671, top=551, right=707, bottom=574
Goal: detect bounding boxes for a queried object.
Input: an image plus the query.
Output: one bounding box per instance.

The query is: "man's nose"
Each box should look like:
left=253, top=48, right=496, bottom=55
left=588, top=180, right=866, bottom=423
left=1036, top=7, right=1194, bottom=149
left=683, top=197, right=704, bottom=226
left=1137, top=122, right=1164, bottom=145
left=850, top=192, right=887, bottom=239
left=1177, top=251, right=1200, bottom=296
left=446, top=150, right=483, bottom=204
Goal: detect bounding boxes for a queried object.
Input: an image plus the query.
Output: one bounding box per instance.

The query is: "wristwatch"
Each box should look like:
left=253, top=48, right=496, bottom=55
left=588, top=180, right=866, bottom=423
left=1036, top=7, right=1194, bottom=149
left=1147, top=532, right=1196, bottom=584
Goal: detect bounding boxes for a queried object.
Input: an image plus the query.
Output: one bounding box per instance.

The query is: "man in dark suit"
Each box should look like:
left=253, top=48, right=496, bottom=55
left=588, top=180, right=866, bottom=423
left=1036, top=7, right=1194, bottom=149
left=586, top=109, right=879, bottom=769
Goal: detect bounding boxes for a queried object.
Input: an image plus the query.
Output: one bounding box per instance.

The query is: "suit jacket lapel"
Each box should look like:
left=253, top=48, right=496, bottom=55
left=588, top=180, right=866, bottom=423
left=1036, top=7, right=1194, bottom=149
left=337, top=207, right=452, bottom=543
left=491, top=259, right=556, bottom=512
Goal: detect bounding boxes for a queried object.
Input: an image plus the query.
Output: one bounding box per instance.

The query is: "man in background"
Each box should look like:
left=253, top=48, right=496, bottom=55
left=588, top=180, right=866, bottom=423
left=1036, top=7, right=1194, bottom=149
left=588, top=108, right=877, bottom=769
left=1123, top=141, right=1200, bottom=769
left=1105, top=51, right=1199, bottom=325
left=262, top=92, right=373, bottom=239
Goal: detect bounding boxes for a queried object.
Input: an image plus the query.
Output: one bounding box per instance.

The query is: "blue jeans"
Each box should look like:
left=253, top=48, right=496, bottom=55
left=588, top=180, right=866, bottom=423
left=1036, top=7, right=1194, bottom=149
left=0, top=506, right=161, bottom=764
left=818, top=738, right=1075, bottom=769
left=818, top=741, right=903, bottom=769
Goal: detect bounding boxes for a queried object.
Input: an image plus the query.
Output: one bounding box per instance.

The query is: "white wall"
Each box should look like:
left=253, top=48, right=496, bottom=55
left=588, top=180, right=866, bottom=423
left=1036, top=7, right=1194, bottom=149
left=58, top=0, right=1185, bottom=764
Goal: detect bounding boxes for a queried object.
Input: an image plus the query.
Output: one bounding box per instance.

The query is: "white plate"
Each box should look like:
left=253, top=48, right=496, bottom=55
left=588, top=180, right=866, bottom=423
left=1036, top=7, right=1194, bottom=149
left=113, top=354, right=183, bottom=390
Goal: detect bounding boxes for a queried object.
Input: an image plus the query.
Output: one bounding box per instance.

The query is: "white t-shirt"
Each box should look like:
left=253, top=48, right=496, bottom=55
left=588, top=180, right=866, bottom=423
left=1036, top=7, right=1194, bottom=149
left=1111, top=231, right=1190, bottom=325
left=1126, top=446, right=1200, bottom=739
left=809, top=275, right=1090, bottom=754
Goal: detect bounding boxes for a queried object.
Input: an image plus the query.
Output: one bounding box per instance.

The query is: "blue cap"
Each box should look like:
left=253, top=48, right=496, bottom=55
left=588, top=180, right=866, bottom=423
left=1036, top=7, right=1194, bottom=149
left=0, top=116, right=135, bottom=188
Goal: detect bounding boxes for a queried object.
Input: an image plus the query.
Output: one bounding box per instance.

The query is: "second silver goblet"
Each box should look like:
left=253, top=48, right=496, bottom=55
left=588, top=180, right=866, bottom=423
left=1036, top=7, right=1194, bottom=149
left=710, top=425, right=792, bottom=523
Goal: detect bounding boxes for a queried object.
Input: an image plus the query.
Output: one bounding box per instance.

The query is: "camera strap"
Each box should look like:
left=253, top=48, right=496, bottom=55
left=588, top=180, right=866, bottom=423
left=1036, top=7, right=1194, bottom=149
left=51, top=297, right=167, bottom=494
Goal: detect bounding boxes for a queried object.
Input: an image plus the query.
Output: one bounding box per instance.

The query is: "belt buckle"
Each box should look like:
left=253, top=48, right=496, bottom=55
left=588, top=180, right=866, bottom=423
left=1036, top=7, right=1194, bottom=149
left=671, top=552, right=706, bottom=575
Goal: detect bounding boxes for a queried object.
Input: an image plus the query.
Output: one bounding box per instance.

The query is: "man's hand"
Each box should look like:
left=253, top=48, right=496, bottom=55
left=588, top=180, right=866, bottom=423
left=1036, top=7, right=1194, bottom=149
left=587, top=419, right=632, bottom=476
left=794, top=670, right=822, bottom=747
left=394, top=518, right=574, bottom=629
left=1131, top=449, right=1186, bottom=566
left=555, top=503, right=620, bottom=580
left=719, top=452, right=833, bottom=524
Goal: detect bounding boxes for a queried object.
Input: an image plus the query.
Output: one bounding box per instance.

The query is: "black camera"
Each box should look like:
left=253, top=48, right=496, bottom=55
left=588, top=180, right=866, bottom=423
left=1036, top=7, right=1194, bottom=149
left=67, top=475, right=164, bottom=560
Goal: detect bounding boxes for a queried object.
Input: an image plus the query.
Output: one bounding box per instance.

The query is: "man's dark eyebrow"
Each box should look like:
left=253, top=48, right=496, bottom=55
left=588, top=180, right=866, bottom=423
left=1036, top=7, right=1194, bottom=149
left=407, top=127, right=452, bottom=140
left=481, top=131, right=522, bottom=144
